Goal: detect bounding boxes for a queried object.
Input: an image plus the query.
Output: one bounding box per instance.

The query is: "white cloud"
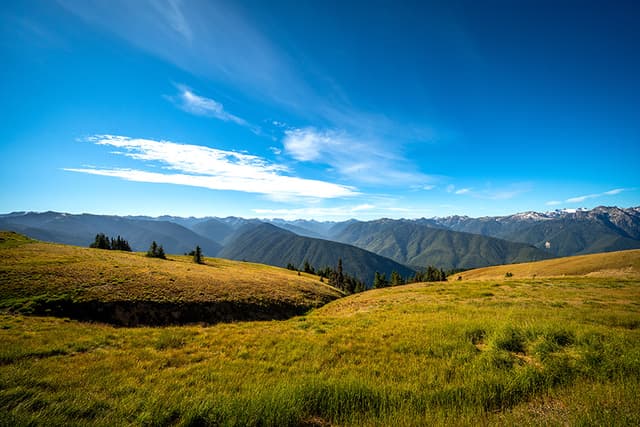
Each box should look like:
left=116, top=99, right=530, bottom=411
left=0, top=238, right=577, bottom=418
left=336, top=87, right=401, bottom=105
left=150, top=0, right=192, bottom=41
left=169, top=84, right=248, bottom=126
left=547, top=188, right=631, bottom=206
left=282, top=127, right=431, bottom=186
left=422, top=184, right=436, bottom=190
left=447, top=183, right=531, bottom=200
left=65, top=135, right=357, bottom=199
left=565, top=188, right=629, bottom=204
left=253, top=203, right=413, bottom=220
left=565, top=194, right=595, bottom=203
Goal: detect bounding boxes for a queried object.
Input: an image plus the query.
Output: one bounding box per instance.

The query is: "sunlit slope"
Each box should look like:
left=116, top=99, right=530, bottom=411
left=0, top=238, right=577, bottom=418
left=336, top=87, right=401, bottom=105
left=457, top=249, right=640, bottom=280
left=2, top=276, right=639, bottom=425
left=0, top=231, right=342, bottom=325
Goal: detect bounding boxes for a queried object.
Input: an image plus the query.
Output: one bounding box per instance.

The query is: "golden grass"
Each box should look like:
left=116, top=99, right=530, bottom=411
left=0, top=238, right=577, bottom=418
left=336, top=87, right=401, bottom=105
left=0, top=231, right=341, bottom=307
left=1, top=231, right=640, bottom=425
left=456, top=249, right=640, bottom=281
left=1, top=276, right=639, bottom=425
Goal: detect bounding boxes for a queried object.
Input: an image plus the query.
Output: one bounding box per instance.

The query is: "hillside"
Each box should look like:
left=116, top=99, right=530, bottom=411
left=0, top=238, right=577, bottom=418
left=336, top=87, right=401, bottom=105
left=335, top=220, right=551, bottom=270
left=0, top=212, right=221, bottom=256
left=0, top=232, right=342, bottom=325
left=457, top=249, right=640, bottom=280
left=218, top=223, right=415, bottom=284
left=433, top=206, right=640, bottom=256
left=2, top=267, right=638, bottom=425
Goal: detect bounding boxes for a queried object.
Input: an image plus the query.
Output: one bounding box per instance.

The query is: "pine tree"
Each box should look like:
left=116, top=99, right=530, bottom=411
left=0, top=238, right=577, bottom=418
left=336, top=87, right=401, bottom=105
left=157, top=245, right=166, bottom=259
left=147, top=241, right=158, bottom=257
left=390, top=271, right=404, bottom=286
left=337, top=258, right=344, bottom=289
left=193, top=245, right=203, bottom=264
left=373, top=271, right=382, bottom=288
left=303, top=260, right=314, bottom=274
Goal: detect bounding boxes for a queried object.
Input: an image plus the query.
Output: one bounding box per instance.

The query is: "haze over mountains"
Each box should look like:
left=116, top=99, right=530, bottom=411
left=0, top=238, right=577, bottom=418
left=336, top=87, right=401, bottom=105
left=1, top=206, right=639, bottom=285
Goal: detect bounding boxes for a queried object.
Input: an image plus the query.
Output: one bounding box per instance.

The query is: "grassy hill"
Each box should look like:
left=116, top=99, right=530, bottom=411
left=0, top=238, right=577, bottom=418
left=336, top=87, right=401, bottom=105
left=457, top=249, right=640, bottom=281
left=0, top=231, right=342, bottom=325
left=2, top=273, right=638, bottom=425
left=1, top=231, right=639, bottom=425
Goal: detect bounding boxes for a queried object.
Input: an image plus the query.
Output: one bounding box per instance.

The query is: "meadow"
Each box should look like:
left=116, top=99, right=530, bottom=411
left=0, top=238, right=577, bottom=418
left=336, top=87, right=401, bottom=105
left=1, top=233, right=640, bottom=425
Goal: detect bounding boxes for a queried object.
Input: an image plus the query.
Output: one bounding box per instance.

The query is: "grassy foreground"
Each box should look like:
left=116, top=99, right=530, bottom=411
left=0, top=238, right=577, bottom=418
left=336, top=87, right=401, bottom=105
left=1, top=277, right=639, bottom=425
left=1, top=233, right=640, bottom=425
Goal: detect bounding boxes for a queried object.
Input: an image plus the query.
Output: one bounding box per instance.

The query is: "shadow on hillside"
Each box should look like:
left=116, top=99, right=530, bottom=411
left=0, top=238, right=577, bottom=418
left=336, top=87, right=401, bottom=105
left=9, top=296, right=319, bottom=327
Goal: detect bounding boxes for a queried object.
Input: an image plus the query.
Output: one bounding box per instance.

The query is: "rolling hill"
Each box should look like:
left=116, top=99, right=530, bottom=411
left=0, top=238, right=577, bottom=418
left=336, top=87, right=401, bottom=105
left=218, top=223, right=415, bottom=284
left=0, top=231, right=342, bottom=325
left=2, top=242, right=639, bottom=425
left=456, top=248, right=640, bottom=281
left=334, top=219, right=552, bottom=270
left=0, top=212, right=221, bottom=256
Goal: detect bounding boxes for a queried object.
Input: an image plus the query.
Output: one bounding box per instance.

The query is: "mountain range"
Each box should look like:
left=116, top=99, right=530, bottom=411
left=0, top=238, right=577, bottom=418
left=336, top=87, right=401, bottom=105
left=2, top=206, right=639, bottom=285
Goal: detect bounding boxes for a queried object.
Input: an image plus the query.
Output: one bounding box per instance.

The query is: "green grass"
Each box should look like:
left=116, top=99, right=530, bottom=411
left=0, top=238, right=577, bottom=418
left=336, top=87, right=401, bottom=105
left=1, top=275, right=639, bottom=425
left=1, top=232, right=640, bottom=425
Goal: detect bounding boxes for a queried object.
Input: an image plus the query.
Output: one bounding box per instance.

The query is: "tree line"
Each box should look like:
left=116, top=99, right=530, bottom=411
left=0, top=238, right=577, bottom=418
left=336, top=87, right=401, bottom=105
left=89, top=233, right=204, bottom=264
left=286, top=260, right=452, bottom=294
left=89, top=233, right=132, bottom=251
left=287, top=259, right=366, bottom=294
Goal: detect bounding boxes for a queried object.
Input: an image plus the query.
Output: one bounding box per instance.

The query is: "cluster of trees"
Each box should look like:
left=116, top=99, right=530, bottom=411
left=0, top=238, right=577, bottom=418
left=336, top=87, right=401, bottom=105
left=146, top=241, right=166, bottom=259
left=373, top=265, right=449, bottom=288
left=90, top=233, right=205, bottom=264
left=287, top=259, right=366, bottom=294
left=89, top=233, right=132, bottom=251
left=412, top=266, right=448, bottom=282
left=287, top=260, right=453, bottom=293
left=372, top=271, right=406, bottom=288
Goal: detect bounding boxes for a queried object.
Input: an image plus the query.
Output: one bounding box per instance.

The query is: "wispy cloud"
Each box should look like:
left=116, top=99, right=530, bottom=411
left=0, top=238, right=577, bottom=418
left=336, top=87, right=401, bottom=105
left=547, top=188, right=631, bottom=206
left=60, top=1, right=444, bottom=187
left=448, top=183, right=531, bottom=200
left=65, top=135, right=357, bottom=199
left=150, top=0, right=192, bottom=42
left=168, top=84, right=248, bottom=126
left=282, top=127, right=431, bottom=186
left=253, top=203, right=413, bottom=220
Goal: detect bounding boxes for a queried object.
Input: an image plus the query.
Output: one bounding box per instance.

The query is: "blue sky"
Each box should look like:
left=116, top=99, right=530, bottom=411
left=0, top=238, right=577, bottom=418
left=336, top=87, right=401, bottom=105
left=1, top=0, right=638, bottom=220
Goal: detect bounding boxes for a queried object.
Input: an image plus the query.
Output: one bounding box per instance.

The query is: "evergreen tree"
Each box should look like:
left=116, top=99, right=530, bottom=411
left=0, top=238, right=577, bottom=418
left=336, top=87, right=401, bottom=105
left=373, top=272, right=389, bottom=288
left=147, top=241, right=158, bottom=257
left=373, top=271, right=382, bottom=288
left=193, top=245, right=203, bottom=264
left=90, top=233, right=111, bottom=249
left=303, top=260, right=315, bottom=274
left=157, top=245, right=166, bottom=259
left=390, top=270, right=405, bottom=286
